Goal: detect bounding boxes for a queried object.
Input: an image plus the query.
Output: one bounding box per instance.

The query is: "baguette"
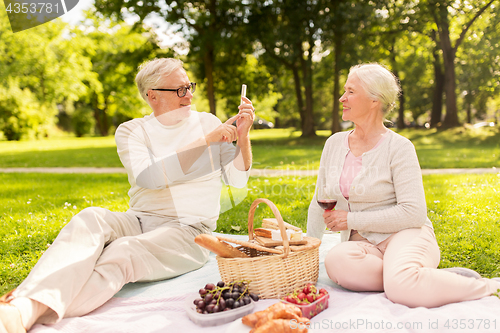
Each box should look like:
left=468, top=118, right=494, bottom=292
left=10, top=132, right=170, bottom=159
left=194, top=234, right=249, bottom=258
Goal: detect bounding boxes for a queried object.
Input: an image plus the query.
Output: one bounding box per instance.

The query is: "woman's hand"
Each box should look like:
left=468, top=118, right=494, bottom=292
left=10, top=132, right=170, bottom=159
left=323, top=209, right=348, bottom=232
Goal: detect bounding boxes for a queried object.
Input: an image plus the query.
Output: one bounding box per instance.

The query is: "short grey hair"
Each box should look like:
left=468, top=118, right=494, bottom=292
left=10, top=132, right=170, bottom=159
left=135, top=58, right=185, bottom=103
left=349, top=63, right=401, bottom=113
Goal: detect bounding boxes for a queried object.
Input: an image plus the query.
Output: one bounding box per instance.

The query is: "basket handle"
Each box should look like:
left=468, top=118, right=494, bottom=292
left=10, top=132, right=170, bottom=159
left=248, top=198, right=290, bottom=258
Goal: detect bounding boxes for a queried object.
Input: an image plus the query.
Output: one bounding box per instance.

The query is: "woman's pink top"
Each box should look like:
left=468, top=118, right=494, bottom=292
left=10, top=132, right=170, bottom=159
left=341, top=130, right=388, bottom=238
left=340, top=131, right=388, bottom=200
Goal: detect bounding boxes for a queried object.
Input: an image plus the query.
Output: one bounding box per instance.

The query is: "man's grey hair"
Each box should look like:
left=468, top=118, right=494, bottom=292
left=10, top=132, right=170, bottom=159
left=135, top=58, right=185, bottom=103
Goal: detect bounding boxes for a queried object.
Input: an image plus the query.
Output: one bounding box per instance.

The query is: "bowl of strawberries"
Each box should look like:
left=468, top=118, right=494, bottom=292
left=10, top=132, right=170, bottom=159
left=281, top=282, right=329, bottom=319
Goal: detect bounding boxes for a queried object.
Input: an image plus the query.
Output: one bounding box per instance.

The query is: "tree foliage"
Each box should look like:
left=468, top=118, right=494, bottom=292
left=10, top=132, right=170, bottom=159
left=0, top=9, right=94, bottom=140
left=4, top=0, right=500, bottom=140
left=0, top=80, right=51, bottom=140
left=0, top=7, right=166, bottom=139
left=419, top=0, right=498, bottom=127
left=70, top=11, right=170, bottom=136
left=248, top=0, right=333, bottom=137
left=90, top=0, right=500, bottom=132
left=457, top=4, right=500, bottom=123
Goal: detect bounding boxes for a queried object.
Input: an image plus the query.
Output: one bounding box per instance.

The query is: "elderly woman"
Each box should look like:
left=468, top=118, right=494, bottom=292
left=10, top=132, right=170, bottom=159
left=307, top=63, right=500, bottom=307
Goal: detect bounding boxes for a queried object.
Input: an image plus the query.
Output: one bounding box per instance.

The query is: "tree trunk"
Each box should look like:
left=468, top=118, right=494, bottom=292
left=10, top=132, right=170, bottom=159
left=430, top=45, right=444, bottom=128
left=204, top=47, right=217, bottom=116
left=94, top=109, right=107, bottom=136
left=398, top=89, right=405, bottom=128
left=392, top=68, right=405, bottom=129
left=92, top=94, right=108, bottom=136
left=466, top=101, right=471, bottom=124
left=291, top=65, right=305, bottom=130
left=437, top=6, right=460, bottom=127
left=465, top=93, right=473, bottom=124
left=264, top=44, right=308, bottom=132
left=331, top=33, right=341, bottom=134
left=300, top=41, right=316, bottom=137
left=441, top=49, right=460, bottom=127
left=388, top=37, right=405, bottom=129
left=432, top=0, right=495, bottom=128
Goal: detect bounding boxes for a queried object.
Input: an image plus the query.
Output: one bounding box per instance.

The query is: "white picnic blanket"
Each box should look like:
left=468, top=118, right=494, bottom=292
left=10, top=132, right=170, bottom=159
left=30, top=232, right=500, bottom=333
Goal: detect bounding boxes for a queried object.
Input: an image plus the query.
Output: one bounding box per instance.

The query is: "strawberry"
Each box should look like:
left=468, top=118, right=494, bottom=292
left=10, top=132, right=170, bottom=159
left=285, top=296, right=297, bottom=304
left=297, top=292, right=306, bottom=301
left=306, top=293, right=315, bottom=303
left=303, top=283, right=317, bottom=294
left=317, top=293, right=325, bottom=299
left=319, top=288, right=328, bottom=295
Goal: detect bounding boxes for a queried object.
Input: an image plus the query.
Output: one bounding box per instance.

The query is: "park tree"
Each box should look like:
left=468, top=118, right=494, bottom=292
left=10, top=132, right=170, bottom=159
left=0, top=80, right=48, bottom=140
left=248, top=0, right=330, bottom=137
left=320, top=0, right=386, bottom=133
left=267, top=61, right=303, bottom=128
left=0, top=11, right=96, bottom=139
left=93, top=0, right=252, bottom=117
left=365, top=0, right=413, bottom=129
left=387, top=0, right=447, bottom=128
left=0, top=20, right=93, bottom=108
left=376, top=0, right=499, bottom=128
left=307, top=0, right=382, bottom=133
left=456, top=6, right=500, bottom=123
left=366, top=1, right=439, bottom=127
left=71, top=10, right=168, bottom=136
left=0, top=6, right=166, bottom=139
left=421, top=0, right=497, bottom=127
left=216, top=54, right=280, bottom=122
left=394, top=32, right=435, bottom=125
left=428, top=29, right=446, bottom=128
left=166, top=1, right=254, bottom=116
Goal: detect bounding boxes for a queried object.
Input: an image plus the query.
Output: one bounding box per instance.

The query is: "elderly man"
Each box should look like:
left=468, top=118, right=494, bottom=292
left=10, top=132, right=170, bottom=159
left=0, top=58, right=254, bottom=332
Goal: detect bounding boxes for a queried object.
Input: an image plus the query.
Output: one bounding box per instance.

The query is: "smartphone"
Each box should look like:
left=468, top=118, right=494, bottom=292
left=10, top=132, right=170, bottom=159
left=240, top=84, right=247, bottom=105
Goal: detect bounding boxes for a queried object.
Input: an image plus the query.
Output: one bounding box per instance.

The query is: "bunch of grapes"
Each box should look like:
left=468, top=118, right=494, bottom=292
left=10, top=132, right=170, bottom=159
left=193, top=280, right=259, bottom=314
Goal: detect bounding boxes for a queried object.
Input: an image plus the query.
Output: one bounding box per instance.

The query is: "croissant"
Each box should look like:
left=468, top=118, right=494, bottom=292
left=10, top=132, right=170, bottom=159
left=268, top=302, right=302, bottom=317
left=242, top=302, right=302, bottom=328
left=242, top=308, right=272, bottom=328
left=250, top=319, right=309, bottom=333
left=254, top=309, right=302, bottom=328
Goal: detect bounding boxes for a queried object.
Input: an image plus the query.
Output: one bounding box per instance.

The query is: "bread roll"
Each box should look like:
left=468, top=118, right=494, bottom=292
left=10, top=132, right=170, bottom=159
left=254, top=228, right=273, bottom=238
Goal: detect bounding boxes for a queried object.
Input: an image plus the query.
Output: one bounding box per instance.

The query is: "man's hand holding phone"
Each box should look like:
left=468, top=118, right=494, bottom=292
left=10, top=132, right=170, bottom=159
left=235, top=84, right=255, bottom=137
left=205, top=84, right=254, bottom=145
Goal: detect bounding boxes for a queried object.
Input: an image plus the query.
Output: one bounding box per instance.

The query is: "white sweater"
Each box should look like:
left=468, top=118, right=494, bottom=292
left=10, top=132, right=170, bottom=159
left=307, top=130, right=433, bottom=245
left=115, top=111, right=250, bottom=232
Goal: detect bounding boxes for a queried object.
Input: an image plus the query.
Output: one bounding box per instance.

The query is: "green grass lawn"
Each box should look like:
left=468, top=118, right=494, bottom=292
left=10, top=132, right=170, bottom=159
left=0, top=126, right=499, bottom=169
left=424, top=173, right=500, bottom=275
left=1, top=172, right=500, bottom=295
left=400, top=126, right=500, bottom=169
left=1, top=127, right=500, bottom=295
left=0, top=137, right=122, bottom=168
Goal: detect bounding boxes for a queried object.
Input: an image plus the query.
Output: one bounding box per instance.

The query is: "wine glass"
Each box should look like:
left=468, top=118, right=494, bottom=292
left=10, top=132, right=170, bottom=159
left=316, top=169, right=337, bottom=211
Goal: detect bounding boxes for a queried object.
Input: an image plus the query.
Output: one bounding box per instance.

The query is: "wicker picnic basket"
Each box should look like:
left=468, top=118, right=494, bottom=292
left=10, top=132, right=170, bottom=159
left=216, top=198, right=320, bottom=299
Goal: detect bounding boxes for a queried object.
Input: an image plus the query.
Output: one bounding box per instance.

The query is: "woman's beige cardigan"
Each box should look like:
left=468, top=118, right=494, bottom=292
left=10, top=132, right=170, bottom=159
left=306, top=130, right=433, bottom=245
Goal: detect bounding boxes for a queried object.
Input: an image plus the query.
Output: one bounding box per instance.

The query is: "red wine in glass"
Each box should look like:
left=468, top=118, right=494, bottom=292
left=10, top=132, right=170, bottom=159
left=317, top=199, right=337, bottom=211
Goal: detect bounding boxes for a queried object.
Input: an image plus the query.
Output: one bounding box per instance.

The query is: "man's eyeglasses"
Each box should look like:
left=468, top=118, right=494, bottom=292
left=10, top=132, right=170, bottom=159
left=148, top=82, right=196, bottom=97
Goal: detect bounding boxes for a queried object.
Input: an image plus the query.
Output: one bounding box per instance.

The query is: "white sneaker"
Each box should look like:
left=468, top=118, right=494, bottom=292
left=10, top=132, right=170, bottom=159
left=442, top=267, right=481, bottom=279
